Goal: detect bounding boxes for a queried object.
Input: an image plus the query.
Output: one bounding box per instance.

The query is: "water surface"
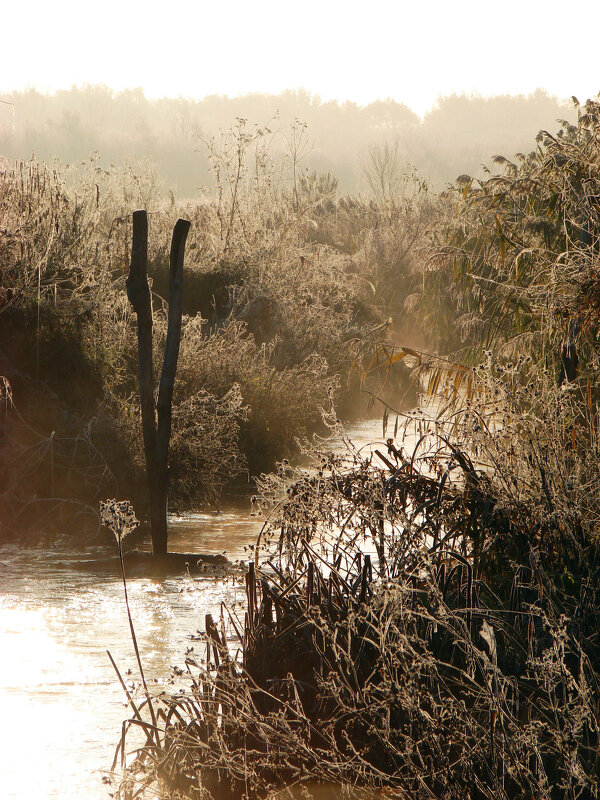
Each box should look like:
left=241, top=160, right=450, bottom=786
left=0, top=511, right=257, bottom=800
left=0, top=416, right=415, bottom=799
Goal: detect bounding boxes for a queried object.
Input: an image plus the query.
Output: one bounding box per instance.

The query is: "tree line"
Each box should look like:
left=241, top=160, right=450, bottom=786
left=0, top=85, right=575, bottom=196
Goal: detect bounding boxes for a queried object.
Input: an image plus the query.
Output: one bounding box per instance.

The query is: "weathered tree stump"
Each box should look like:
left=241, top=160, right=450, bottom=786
left=126, top=210, right=191, bottom=556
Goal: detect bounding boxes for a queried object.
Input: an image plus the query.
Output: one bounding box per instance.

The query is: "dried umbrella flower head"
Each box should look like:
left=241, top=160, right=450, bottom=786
left=99, top=499, right=140, bottom=542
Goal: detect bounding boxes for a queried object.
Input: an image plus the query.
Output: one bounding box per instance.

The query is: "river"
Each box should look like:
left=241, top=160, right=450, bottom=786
left=0, top=417, right=406, bottom=800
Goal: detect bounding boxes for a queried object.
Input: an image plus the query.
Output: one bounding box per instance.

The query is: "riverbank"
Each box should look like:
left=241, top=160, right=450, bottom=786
left=0, top=151, right=428, bottom=547
left=117, top=398, right=600, bottom=800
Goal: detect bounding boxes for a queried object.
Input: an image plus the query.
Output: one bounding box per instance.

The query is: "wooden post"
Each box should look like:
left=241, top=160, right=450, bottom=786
left=126, top=211, right=156, bottom=491
left=127, top=211, right=190, bottom=556
left=151, top=218, right=190, bottom=555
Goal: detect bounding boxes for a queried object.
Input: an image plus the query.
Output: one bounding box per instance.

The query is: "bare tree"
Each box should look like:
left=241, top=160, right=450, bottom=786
left=363, top=139, right=402, bottom=203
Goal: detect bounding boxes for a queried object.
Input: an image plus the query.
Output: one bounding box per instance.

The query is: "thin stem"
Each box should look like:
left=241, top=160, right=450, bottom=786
left=117, top=538, right=158, bottom=740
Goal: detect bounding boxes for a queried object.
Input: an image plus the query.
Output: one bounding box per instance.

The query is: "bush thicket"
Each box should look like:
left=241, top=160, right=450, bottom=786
left=0, top=123, right=428, bottom=540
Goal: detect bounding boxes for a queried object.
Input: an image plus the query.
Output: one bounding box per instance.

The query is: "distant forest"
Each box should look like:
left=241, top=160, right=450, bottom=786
left=0, top=85, right=576, bottom=196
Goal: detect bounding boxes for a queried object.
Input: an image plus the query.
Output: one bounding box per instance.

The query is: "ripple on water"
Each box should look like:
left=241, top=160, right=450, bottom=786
left=0, top=530, right=251, bottom=800
left=0, top=416, right=400, bottom=800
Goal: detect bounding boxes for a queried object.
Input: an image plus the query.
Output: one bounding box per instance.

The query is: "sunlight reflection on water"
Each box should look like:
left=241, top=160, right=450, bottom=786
left=0, top=547, right=249, bottom=799
left=0, top=415, right=425, bottom=800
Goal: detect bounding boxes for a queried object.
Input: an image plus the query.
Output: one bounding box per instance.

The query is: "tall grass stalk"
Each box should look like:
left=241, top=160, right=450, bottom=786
left=100, top=500, right=158, bottom=743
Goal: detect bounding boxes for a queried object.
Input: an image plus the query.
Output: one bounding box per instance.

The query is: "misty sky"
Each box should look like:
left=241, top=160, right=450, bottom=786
left=4, top=0, right=599, bottom=115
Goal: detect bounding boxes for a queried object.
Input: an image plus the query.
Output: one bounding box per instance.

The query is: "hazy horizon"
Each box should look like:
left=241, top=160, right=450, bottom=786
left=3, top=0, right=600, bottom=117
left=2, top=0, right=597, bottom=197
left=0, top=82, right=584, bottom=120
left=0, top=85, right=578, bottom=196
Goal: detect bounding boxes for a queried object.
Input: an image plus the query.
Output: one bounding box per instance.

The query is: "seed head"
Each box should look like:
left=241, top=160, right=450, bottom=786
left=99, top=499, right=140, bottom=543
